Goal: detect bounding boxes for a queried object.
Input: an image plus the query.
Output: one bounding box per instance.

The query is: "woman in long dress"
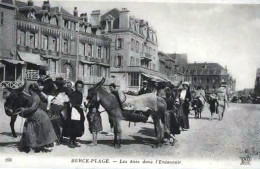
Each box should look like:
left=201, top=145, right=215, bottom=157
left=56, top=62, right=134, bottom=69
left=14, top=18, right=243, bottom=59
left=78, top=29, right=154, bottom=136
left=17, top=83, right=57, bottom=153
left=178, top=82, right=191, bottom=130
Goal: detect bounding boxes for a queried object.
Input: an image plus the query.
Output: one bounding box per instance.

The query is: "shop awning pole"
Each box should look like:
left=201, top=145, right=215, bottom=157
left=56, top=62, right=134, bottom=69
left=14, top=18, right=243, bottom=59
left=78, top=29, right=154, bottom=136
left=3, top=66, right=5, bottom=81
left=15, top=65, right=17, bottom=81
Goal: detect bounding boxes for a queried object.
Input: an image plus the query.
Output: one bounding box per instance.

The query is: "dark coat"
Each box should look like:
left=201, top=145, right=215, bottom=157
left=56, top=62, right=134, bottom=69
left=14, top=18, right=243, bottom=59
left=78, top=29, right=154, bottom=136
left=19, top=93, right=57, bottom=149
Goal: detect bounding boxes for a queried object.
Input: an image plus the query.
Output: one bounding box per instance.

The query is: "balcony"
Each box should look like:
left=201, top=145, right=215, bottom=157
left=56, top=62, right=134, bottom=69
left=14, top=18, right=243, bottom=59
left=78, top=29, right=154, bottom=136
left=25, top=69, right=39, bottom=80
left=78, top=76, right=115, bottom=85
left=49, top=72, right=68, bottom=80
left=0, top=81, right=24, bottom=89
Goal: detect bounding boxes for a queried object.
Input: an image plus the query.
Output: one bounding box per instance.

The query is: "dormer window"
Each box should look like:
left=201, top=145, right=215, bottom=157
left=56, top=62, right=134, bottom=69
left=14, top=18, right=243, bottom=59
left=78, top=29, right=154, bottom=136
left=50, top=16, right=58, bottom=26
left=27, top=11, right=36, bottom=20
left=42, top=14, right=49, bottom=23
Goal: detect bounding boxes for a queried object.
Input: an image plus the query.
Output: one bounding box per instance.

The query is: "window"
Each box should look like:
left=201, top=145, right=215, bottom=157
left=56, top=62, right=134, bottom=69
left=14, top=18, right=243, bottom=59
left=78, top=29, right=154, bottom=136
left=29, top=33, right=35, bottom=48
left=64, top=20, right=69, bottom=29
left=71, top=41, right=76, bottom=55
left=97, top=46, right=102, bottom=58
left=97, top=65, right=102, bottom=77
left=116, top=55, right=122, bottom=67
left=63, top=39, right=68, bottom=53
left=50, top=17, right=58, bottom=25
left=107, top=20, right=112, bottom=32
left=84, top=44, right=88, bottom=56
left=136, top=58, right=139, bottom=66
left=0, top=12, right=3, bottom=25
left=27, top=12, right=36, bottom=20
left=50, top=60, right=56, bottom=73
left=130, top=57, right=135, bottom=66
left=136, top=41, right=139, bottom=52
left=90, top=65, right=94, bottom=76
left=42, top=35, right=48, bottom=50
left=130, top=73, right=139, bottom=86
left=105, top=47, right=110, bottom=61
left=51, top=37, right=57, bottom=51
left=116, top=38, right=123, bottom=49
left=131, top=38, right=134, bottom=50
left=88, top=44, right=92, bottom=57
left=19, top=30, right=26, bottom=46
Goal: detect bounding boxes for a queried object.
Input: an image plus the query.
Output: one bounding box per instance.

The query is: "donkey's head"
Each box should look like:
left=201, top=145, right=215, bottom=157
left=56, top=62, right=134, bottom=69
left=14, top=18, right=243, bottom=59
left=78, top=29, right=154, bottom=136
left=4, top=82, right=30, bottom=116
left=87, top=77, right=106, bottom=103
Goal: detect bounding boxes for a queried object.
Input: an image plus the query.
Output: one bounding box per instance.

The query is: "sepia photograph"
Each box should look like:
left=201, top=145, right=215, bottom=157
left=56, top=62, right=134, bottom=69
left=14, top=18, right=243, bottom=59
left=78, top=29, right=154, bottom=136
left=0, top=0, right=259, bottom=168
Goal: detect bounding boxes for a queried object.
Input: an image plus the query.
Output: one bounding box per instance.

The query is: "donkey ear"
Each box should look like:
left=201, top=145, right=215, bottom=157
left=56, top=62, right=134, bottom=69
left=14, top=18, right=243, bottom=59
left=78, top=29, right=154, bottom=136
left=94, top=78, right=106, bottom=89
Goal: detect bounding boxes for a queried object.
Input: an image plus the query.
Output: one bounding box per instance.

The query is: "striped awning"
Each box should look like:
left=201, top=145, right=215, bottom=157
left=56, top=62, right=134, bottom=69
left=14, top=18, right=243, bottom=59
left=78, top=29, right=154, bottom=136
left=18, top=52, right=47, bottom=66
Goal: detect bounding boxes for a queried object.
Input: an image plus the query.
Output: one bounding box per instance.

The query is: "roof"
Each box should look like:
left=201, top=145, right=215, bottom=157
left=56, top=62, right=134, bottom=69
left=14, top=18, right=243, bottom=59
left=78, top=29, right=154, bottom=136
left=15, top=0, right=78, bottom=21
left=181, top=63, right=228, bottom=75
left=2, top=0, right=14, bottom=5
left=100, top=8, right=120, bottom=29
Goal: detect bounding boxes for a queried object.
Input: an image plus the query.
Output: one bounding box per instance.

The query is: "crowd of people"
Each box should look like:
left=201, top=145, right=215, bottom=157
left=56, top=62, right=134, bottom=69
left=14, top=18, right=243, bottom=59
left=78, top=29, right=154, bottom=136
left=4, top=68, right=228, bottom=152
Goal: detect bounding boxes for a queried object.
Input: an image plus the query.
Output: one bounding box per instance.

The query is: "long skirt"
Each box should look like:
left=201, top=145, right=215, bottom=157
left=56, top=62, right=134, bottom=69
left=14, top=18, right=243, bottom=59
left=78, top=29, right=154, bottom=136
left=179, top=103, right=190, bottom=129
left=169, top=110, right=181, bottom=135
left=87, top=112, right=103, bottom=133
left=62, top=106, right=85, bottom=138
left=19, top=109, right=57, bottom=149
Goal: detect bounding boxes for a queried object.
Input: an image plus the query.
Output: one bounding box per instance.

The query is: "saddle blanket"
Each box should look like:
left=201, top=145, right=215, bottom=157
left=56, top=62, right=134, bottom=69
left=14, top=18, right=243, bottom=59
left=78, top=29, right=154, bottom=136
left=123, top=93, right=158, bottom=112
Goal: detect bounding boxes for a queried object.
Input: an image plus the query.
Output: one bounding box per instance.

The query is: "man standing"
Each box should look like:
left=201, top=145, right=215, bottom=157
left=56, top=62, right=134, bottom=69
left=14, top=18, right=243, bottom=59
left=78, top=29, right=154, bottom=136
left=138, top=81, right=151, bottom=95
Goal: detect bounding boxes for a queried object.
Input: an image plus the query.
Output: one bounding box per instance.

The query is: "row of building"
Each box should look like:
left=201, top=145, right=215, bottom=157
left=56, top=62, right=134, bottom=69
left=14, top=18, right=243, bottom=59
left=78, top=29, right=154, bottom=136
left=0, top=0, right=235, bottom=94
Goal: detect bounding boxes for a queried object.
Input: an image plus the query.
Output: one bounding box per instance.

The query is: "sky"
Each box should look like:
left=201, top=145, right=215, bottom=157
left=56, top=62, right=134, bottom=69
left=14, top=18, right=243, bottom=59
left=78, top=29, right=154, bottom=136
left=26, top=0, right=260, bottom=90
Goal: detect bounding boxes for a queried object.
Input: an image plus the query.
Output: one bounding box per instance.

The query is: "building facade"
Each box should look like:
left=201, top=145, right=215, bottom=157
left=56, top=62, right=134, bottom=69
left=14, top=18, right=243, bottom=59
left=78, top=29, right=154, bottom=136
left=100, top=8, right=167, bottom=92
left=158, top=51, right=185, bottom=85
left=0, top=0, right=113, bottom=91
left=180, top=63, right=235, bottom=93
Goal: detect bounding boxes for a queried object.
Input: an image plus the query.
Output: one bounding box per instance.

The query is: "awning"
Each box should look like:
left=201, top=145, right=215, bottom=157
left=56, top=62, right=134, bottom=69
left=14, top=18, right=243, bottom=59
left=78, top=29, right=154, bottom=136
left=0, top=58, right=25, bottom=65
left=80, top=59, right=95, bottom=65
left=18, top=52, right=47, bottom=66
left=41, top=55, right=61, bottom=60
left=141, top=73, right=167, bottom=82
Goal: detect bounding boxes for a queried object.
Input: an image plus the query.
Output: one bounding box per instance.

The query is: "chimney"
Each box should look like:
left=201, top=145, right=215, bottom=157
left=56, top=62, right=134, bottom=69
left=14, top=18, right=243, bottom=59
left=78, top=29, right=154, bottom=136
left=119, top=8, right=129, bottom=29
left=73, top=7, right=78, bottom=17
left=28, top=0, right=34, bottom=6
left=91, top=10, right=101, bottom=27
left=42, top=0, right=50, bottom=11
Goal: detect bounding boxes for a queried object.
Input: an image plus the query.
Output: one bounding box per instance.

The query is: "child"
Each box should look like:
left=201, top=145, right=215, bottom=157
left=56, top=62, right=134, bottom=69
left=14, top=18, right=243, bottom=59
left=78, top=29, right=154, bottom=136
left=86, top=101, right=103, bottom=146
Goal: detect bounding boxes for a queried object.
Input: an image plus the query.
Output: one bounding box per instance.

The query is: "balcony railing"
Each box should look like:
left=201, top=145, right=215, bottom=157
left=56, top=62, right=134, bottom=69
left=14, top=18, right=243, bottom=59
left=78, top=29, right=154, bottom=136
left=78, top=75, right=115, bottom=85
left=25, top=69, right=39, bottom=80
left=0, top=81, right=24, bottom=89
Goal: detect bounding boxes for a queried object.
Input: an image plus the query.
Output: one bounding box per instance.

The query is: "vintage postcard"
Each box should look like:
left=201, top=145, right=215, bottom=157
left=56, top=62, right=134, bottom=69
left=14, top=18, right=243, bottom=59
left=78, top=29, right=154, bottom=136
left=0, top=0, right=259, bottom=168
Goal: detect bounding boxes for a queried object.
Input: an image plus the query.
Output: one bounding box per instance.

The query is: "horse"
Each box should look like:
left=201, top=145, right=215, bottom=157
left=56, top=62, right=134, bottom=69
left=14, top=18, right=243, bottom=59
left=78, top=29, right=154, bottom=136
left=87, top=78, right=168, bottom=148
left=191, top=98, right=203, bottom=119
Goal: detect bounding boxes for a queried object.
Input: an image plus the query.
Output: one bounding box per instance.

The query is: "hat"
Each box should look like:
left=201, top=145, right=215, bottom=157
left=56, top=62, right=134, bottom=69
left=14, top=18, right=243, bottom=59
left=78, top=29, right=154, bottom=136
left=143, top=80, right=148, bottom=84
left=182, top=82, right=189, bottom=86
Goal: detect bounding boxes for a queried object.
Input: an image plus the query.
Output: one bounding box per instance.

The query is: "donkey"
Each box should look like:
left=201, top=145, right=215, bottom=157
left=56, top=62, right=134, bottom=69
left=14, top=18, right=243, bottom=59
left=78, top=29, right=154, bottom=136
left=86, top=78, right=168, bottom=148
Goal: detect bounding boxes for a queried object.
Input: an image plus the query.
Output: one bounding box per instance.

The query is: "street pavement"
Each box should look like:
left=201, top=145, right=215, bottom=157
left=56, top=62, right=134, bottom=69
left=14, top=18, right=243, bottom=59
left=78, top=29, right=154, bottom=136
left=0, top=99, right=260, bottom=162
